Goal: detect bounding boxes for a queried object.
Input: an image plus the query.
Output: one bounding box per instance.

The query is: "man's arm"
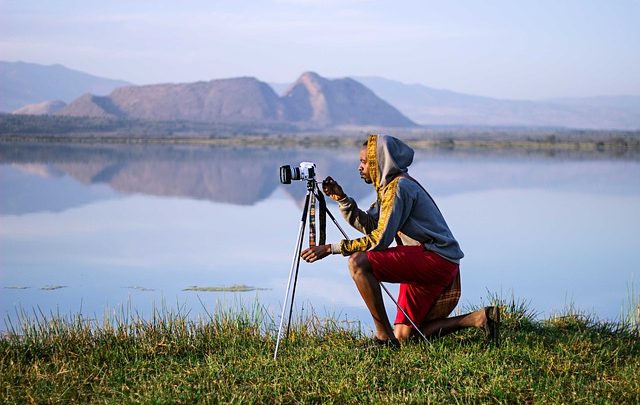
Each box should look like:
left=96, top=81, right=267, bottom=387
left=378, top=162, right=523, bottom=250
left=302, top=178, right=412, bottom=262
left=301, top=176, right=371, bottom=264
left=337, top=178, right=411, bottom=256
left=300, top=244, right=331, bottom=263
left=323, top=176, right=377, bottom=234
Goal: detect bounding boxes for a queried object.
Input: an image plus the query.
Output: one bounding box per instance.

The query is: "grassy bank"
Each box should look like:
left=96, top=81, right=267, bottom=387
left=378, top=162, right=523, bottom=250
left=2, top=300, right=639, bottom=403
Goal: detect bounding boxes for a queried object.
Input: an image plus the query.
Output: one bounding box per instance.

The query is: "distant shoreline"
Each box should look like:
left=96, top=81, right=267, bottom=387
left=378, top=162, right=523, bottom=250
left=1, top=130, right=639, bottom=157
left=1, top=112, right=639, bottom=157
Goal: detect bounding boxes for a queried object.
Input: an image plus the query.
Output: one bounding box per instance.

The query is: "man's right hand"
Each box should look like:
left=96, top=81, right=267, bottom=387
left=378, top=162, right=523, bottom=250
left=322, top=176, right=346, bottom=201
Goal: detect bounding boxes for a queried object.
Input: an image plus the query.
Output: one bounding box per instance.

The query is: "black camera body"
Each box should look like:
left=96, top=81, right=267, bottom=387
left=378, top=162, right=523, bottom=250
left=279, top=162, right=316, bottom=184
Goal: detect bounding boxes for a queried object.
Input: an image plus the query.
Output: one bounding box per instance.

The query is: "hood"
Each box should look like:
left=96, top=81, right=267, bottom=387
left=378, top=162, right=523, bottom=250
left=366, top=133, right=414, bottom=191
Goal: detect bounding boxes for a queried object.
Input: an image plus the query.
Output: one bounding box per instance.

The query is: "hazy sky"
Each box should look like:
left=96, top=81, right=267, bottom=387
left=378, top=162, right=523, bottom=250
left=2, top=0, right=639, bottom=99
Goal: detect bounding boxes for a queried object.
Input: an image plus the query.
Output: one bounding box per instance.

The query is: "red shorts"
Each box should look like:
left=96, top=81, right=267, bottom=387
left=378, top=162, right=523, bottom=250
left=367, top=245, right=459, bottom=328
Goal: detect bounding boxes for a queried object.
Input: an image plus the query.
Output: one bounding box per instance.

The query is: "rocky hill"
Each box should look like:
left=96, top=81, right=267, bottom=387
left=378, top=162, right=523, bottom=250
left=110, top=77, right=285, bottom=122
left=282, top=72, right=414, bottom=127
left=56, top=72, right=416, bottom=128
left=57, top=94, right=126, bottom=119
left=12, top=100, right=67, bottom=115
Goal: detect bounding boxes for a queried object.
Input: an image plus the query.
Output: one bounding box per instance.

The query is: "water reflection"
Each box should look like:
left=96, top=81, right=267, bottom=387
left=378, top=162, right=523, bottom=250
left=0, top=144, right=374, bottom=214
left=1, top=143, right=639, bottom=332
left=3, top=144, right=639, bottom=216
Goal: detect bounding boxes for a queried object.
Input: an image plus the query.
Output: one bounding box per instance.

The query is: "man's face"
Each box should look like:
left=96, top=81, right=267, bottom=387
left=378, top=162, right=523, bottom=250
left=358, top=146, right=372, bottom=184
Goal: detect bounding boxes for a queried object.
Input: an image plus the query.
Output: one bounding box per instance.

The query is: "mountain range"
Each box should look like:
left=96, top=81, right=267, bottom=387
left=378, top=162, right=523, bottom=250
left=353, top=76, right=640, bottom=130
left=2, top=61, right=639, bottom=130
left=53, top=72, right=414, bottom=128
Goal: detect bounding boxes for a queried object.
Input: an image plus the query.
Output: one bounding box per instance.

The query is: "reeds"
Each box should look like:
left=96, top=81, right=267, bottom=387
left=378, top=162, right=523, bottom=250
left=2, top=294, right=639, bottom=403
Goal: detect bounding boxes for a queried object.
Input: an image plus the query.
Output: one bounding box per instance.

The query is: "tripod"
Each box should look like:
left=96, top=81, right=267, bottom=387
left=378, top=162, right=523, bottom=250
left=273, top=179, right=427, bottom=360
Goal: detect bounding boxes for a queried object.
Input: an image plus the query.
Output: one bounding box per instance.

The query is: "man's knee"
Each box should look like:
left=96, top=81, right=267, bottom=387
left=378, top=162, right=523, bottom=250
left=394, top=324, right=413, bottom=341
left=348, top=252, right=371, bottom=278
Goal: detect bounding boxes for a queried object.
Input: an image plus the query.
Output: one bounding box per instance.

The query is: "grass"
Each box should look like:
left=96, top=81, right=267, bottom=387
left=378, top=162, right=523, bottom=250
left=1, top=297, right=639, bottom=403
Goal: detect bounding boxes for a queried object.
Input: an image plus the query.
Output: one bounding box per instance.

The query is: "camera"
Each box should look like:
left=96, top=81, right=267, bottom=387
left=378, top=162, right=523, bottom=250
left=279, top=162, right=316, bottom=184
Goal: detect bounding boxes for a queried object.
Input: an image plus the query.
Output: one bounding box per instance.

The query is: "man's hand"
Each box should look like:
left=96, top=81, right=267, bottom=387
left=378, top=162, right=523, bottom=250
left=322, top=176, right=346, bottom=202
left=301, top=244, right=331, bottom=263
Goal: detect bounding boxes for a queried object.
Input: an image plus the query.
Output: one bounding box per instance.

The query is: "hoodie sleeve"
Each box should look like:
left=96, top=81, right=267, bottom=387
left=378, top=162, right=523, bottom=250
left=337, top=179, right=412, bottom=255
left=336, top=196, right=378, bottom=235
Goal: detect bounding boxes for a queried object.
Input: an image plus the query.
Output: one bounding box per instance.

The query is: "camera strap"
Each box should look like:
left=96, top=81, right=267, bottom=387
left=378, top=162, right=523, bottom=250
left=316, top=186, right=327, bottom=245
left=309, top=192, right=317, bottom=246
left=308, top=184, right=327, bottom=247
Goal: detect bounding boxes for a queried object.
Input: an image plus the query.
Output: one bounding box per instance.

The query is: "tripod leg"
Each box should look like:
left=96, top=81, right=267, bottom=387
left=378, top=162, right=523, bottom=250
left=273, top=191, right=310, bottom=360
left=323, top=202, right=350, bottom=241
left=287, top=188, right=315, bottom=339
left=379, top=283, right=428, bottom=341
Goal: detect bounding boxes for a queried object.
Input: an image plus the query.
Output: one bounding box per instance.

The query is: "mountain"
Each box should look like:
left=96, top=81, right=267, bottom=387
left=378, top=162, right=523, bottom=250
left=112, top=77, right=285, bottom=122
left=282, top=72, right=415, bottom=127
left=59, top=77, right=286, bottom=122
left=354, top=76, right=640, bottom=130
left=0, top=61, right=130, bottom=112
left=57, top=77, right=287, bottom=123
left=12, top=100, right=67, bottom=115
left=57, top=72, right=416, bottom=128
left=57, top=94, right=125, bottom=119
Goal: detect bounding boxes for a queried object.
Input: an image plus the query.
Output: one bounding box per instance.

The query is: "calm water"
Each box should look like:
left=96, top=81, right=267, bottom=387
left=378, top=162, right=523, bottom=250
left=1, top=143, right=639, bottom=332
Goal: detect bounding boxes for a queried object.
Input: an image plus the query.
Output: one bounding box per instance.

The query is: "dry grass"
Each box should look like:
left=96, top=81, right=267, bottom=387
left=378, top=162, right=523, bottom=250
left=2, top=296, right=639, bottom=403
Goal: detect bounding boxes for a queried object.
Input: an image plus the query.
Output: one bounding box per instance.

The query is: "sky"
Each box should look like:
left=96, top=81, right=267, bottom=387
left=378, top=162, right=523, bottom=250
left=1, top=0, right=639, bottom=100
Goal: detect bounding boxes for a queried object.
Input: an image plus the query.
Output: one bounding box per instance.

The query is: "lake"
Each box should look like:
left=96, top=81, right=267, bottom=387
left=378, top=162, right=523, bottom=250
left=1, top=142, right=639, bottom=333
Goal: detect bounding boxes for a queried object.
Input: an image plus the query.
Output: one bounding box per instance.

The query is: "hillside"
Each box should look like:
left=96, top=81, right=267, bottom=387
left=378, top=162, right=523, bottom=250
left=59, top=77, right=286, bottom=123
left=12, top=100, right=66, bottom=115
left=282, top=72, right=414, bottom=127
left=354, top=76, right=640, bottom=130
left=0, top=61, right=129, bottom=112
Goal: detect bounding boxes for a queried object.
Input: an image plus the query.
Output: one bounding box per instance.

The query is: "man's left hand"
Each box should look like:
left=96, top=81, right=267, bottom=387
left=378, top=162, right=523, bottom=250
left=301, top=245, right=331, bottom=263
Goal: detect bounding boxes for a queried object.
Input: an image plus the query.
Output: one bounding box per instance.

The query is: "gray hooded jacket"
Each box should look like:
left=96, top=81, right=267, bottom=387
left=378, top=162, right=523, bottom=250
left=331, top=134, right=464, bottom=263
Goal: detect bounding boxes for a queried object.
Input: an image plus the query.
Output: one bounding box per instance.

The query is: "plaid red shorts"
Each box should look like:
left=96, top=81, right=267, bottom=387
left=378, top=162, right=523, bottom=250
left=367, top=245, right=460, bottom=328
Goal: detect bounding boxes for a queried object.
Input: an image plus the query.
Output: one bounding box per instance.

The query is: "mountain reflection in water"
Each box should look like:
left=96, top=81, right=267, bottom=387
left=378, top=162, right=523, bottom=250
left=1, top=143, right=372, bottom=214
left=2, top=143, right=639, bottom=215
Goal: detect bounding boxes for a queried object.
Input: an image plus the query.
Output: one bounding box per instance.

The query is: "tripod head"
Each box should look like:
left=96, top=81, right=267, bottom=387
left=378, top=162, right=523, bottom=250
left=306, top=178, right=317, bottom=191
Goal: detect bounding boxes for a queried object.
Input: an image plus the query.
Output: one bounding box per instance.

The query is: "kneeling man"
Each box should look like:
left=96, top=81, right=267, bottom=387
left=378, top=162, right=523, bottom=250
left=301, top=134, right=499, bottom=347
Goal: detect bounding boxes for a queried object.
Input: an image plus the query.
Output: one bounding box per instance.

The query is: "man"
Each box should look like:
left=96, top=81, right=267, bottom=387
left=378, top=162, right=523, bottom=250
left=301, top=134, right=499, bottom=347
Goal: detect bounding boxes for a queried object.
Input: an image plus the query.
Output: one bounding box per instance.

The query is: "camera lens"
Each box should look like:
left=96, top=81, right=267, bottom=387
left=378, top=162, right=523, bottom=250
left=291, top=167, right=301, bottom=181
left=279, top=165, right=292, bottom=184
